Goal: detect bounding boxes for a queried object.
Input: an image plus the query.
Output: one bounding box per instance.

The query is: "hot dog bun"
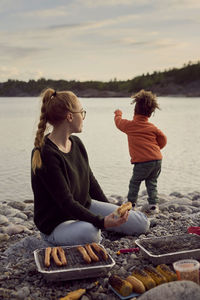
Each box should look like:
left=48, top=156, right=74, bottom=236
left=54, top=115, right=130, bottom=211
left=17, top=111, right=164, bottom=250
left=114, top=202, right=132, bottom=217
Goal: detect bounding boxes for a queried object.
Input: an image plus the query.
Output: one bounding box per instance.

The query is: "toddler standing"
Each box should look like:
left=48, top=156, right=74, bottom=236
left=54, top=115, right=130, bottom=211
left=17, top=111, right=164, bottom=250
left=114, top=90, right=167, bottom=214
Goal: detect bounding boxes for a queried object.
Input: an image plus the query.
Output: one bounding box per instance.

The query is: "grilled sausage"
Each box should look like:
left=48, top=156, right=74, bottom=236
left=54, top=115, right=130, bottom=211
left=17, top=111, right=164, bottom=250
left=85, top=244, right=99, bottom=262
left=91, top=243, right=108, bottom=261
left=57, top=247, right=67, bottom=265
left=44, top=247, right=52, bottom=267
left=77, top=246, right=92, bottom=263
left=52, top=247, right=63, bottom=266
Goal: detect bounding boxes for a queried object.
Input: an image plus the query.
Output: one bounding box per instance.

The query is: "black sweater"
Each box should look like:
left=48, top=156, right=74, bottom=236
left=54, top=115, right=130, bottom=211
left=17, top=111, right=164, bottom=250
left=31, top=135, right=109, bottom=235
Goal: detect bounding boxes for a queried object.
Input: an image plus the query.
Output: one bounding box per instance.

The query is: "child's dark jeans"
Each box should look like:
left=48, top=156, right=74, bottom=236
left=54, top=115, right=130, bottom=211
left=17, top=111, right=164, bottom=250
left=128, top=160, right=162, bottom=205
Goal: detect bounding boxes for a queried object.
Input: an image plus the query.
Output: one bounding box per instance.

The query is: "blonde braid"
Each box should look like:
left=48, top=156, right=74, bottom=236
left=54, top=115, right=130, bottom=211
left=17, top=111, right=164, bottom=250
left=31, top=97, right=48, bottom=174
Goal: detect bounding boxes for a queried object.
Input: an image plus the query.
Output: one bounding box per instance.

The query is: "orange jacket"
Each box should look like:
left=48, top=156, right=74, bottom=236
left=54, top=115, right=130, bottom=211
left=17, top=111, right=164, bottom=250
left=114, top=110, right=167, bottom=163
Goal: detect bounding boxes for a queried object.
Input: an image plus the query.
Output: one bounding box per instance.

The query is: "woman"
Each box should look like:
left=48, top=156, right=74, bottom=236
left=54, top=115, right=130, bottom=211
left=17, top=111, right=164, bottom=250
left=31, top=88, right=149, bottom=246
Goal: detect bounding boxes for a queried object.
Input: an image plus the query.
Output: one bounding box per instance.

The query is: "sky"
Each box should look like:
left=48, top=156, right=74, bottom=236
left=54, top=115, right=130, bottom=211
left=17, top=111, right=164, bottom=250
left=0, top=0, right=200, bottom=82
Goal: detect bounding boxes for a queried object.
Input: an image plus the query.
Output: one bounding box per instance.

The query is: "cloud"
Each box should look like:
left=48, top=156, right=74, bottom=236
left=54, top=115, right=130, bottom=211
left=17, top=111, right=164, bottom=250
left=21, top=6, right=70, bottom=18
left=114, top=35, right=184, bottom=51
left=45, top=13, right=140, bottom=34
left=0, top=66, right=44, bottom=81
left=172, top=0, right=200, bottom=9
left=0, top=0, right=13, bottom=12
left=0, top=42, right=47, bottom=61
left=79, top=0, right=135, bottom=7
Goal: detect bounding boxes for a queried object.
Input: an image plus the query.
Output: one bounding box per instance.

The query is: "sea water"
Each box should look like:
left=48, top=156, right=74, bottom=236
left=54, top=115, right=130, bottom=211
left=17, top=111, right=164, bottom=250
left=0, top=96, right=200, bottom=202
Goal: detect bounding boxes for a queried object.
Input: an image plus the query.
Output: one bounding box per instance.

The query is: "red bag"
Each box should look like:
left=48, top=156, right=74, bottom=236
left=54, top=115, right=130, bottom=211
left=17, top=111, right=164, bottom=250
left=188, top=226, right=200, bottom=235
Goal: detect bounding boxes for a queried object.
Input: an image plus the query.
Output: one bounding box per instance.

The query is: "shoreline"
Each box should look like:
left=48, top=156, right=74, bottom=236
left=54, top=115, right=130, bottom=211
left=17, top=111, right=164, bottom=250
left=1, top=91, right=200, bottom=98
left=0, top=191, right=200, bottom=299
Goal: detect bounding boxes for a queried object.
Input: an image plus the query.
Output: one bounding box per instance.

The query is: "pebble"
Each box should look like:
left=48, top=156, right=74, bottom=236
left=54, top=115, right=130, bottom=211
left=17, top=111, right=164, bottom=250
left=0, top=191, right=200, bottom=299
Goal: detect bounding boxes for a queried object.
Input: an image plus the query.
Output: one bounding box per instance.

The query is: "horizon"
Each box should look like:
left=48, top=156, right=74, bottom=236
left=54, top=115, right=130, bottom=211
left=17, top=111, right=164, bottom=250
left=1, top=60, right=198, bottom=84
left=1, top=1, right=200, bottom=82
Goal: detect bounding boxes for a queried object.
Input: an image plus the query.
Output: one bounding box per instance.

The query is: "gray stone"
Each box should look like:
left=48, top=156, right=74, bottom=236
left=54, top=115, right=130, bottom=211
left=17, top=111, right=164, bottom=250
left=138, top=280, right=200, bottom=300
left=192, top=200, right=200, bottom=207
left=15, top=211, right=28, bottom=220
left=11, top=286, right=30, bottom=299
left=24, top=199, right=34, bottom=203
left=172, top=198, right=193, bottom=206
left=0, top=287, right=12, bottom=299
left=7, top=200, right=26, bottom=211
left=0, top=233, right=9, bottom=242
left=3, top=224, right=26, bottom=235
left=8, top=216, right=27, bottom=224
left=175, top=205, right=190, bottom=213
left=0, top=215, right=9, bottom=225
left=0, top=206, right=20, bottom=217
left=23, top=210, right=33, bottom=218
left=81, top=296, right=90, bottom=300
left=169, top=212, right=182, bottom=219
left=24, top=204, right=34, bottom=211
left=158, top=194, right=171, bottom=204
left=169, top=192, right=184, bottom=198
left=3, top=236, right=50, bottom=257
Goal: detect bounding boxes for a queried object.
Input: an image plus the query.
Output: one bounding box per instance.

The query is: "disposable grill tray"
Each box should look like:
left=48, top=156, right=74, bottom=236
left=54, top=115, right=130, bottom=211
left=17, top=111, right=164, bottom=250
left=34, top=244, right=115, bottom=281
left=135, top=233, right=200, bottom=265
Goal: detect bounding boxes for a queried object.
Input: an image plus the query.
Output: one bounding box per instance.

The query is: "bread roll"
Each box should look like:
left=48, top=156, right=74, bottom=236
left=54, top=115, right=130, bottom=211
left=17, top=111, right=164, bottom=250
left=114, top=202, right=132, bottom=217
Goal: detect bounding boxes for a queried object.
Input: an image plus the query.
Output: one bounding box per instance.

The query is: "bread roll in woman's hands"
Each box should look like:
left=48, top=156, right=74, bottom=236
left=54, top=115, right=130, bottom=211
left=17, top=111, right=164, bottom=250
left=114, top=202, right=132, bottom=217
left=104, top=210, right=129, bottom=228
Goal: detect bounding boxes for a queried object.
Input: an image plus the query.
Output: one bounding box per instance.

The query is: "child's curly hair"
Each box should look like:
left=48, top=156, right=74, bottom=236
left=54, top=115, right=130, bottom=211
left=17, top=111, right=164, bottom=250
left=131, top=89, right=160, bottom=117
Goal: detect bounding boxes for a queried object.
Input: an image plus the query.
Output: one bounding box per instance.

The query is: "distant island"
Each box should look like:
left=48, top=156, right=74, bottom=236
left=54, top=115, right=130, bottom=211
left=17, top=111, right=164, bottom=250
left=0, top=62, right=200, bottom=97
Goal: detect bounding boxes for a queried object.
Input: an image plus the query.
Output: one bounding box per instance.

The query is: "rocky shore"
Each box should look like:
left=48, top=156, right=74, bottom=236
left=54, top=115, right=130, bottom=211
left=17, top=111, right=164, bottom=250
left=0, top=191, right=200, bottom=300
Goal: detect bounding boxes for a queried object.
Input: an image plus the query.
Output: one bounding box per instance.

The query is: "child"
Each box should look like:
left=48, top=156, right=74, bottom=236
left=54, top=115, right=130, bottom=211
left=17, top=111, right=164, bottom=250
left=114, top=89, right=167, bottom=214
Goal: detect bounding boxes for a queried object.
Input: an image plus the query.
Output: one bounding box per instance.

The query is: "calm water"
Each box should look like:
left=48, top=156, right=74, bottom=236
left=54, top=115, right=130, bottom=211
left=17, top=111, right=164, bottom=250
left=0, top=96, right=200, bottom=202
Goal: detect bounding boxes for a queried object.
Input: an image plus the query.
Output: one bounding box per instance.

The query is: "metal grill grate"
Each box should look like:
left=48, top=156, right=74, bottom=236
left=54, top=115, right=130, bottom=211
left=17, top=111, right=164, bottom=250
left=34, top=244, right=115, bottom=281
left=38, top=246, right=113, bottom=271
left=135, top=234, right=200, bottom=265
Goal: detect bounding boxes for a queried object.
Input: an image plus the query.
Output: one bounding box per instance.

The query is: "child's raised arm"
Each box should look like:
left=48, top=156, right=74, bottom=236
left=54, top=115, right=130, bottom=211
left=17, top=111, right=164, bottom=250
left=114, top=109, right=130, bottom=133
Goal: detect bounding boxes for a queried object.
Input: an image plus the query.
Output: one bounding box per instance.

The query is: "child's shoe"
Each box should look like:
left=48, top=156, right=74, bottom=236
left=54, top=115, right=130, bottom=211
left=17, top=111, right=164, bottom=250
left=140, top=203, right=159, bottom=215
left=149, top=204, right=159, bottom=214
left=132, top=203, right=137, bottom=211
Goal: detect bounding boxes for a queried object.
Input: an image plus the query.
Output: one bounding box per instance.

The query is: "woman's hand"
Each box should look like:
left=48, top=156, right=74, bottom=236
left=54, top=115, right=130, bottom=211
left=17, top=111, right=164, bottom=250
left=104, top=211, right=129, bottom=228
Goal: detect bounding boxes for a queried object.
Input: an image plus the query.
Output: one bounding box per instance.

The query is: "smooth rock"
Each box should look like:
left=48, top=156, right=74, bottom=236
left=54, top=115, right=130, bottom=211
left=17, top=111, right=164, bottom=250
left=3, top=224, right=27, bottom=235
left=11, top=286, right=30, bottom=299
left=0, top=233, right=9, bottom=242
left=24, top=199, right=34, bottom=203
left=7, top=200, right=26, bottom=211
left=0, top=215, right=9, bottom=225
left=169, top=192, right=184, bottom=198
left=15, top=211, right=28, bottom=220
left=171, top=198, right=193, bottom=206
left=192, top=200, right=200, bottom=207
left=138, top=280, right=200, bottom=300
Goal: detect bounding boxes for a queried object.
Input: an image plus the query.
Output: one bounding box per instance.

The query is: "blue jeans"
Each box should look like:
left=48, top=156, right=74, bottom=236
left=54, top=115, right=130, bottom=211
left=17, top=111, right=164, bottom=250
left=128, top=160, right=162, bottom=205
left=41, top=199, right=149, bottom=246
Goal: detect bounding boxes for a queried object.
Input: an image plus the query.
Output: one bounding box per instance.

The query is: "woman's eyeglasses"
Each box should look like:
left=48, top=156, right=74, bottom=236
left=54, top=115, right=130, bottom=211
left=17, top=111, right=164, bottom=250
left=71, top=109, right=86, bottom=120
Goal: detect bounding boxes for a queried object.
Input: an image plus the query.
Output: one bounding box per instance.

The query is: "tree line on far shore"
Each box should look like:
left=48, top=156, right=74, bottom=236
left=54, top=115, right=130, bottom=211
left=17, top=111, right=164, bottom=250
left=0, top=61, right=200, bottom=97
